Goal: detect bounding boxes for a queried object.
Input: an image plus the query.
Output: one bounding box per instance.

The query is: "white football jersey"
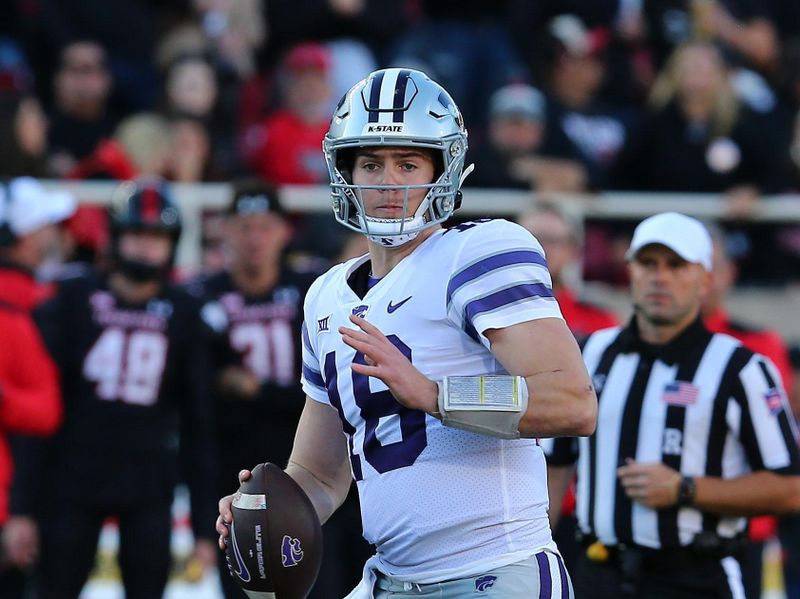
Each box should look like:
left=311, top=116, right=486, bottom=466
left=300, top=219, right=564, bottom=582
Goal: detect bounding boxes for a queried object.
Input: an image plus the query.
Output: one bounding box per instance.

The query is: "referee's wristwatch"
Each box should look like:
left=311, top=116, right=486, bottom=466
left=677, top=476, right=697, bottom=507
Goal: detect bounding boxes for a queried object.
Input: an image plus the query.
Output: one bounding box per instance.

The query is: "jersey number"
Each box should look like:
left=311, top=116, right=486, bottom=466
left=324, top=336, right=427, bottom=481
left=229, top=320, right=294, bottom=385
left=83, top=327, right=168, bottom=406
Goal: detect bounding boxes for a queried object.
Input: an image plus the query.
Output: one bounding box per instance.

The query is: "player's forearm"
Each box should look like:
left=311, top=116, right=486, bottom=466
left=693, top=471, right=800, bottom=516
left=285, top=460, right=350, bottom=525
left=484, top=318, right=597, bottom=438
left=428, top=373, right=595, bottom=439
left=519, top=370, right=597, bottom=438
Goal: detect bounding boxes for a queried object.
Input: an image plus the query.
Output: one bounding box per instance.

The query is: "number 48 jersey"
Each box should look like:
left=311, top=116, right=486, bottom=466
left=301, top=219, right=564, bottom=582
left=31, top=269, right=218, bottom=516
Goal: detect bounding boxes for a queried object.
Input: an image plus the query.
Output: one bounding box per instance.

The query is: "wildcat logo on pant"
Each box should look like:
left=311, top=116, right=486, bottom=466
left=475, top=575, right=498, bottom=592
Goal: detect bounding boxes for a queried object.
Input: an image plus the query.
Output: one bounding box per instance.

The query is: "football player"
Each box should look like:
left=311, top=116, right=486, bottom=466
left=18, top=180, right=219, bottom=599
left=218, top=69, right=597, bottom=598
left=190, top=180, right=312, bottom=474
left=188, top=180, right=369, bottom=597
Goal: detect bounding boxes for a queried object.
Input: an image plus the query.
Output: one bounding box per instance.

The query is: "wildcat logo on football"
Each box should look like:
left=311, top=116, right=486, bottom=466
left=281, top=535, right=304, bottom=567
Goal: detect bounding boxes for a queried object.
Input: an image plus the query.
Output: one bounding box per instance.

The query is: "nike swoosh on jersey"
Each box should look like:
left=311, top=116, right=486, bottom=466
left=387, top=296, right=412, bottom=313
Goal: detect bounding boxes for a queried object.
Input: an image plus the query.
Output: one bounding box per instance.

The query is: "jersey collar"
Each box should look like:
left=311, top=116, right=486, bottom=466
left=619, top=315, right=712, bottom=366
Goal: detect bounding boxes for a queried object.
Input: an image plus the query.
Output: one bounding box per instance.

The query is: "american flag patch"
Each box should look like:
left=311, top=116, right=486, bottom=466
left=662, top=381, right=699, bottom=406
left=764, top=388, right=784, bottom=415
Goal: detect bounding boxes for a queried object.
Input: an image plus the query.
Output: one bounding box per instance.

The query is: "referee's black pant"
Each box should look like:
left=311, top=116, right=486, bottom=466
left=574, top=547, right=748, bottom=599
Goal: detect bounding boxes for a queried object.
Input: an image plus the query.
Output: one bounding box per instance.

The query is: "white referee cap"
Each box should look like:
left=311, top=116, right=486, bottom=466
left=626, top=212, right=713, bottom=271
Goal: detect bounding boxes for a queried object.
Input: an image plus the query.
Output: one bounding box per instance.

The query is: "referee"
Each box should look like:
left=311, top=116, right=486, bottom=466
left=547, top=212, right=800, bottom=598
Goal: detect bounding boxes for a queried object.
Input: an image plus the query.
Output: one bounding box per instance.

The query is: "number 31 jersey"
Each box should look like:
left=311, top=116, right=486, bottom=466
left=301, top=219, right=564, bottom=582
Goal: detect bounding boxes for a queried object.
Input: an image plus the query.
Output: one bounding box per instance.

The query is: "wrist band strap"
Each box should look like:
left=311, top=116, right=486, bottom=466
left=436, top=375, right=528, bottom=439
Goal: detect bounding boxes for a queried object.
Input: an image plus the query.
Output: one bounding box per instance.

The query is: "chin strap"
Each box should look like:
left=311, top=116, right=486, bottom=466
left=460, top=163, right=475, bottom=187
left=453, top=163, right=474, bottom=210
left=366, top=229, right=420, bottom=247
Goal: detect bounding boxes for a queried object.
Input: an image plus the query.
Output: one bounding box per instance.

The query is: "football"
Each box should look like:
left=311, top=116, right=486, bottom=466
left=224, top=463, right=323, bottom=599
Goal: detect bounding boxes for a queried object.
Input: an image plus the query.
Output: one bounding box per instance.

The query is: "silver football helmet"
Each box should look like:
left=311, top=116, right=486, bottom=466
left=323, top=68, right=472, bottom=246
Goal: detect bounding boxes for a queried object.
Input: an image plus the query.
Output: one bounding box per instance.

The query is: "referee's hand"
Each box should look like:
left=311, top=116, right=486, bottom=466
left=617, top=459, right=682, bottom=509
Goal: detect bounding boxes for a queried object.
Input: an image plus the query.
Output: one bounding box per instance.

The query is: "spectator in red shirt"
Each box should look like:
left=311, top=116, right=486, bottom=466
left=0, top=178, right=74, bottom=597
left=702, top=228, right=795, bottom=599
left=518, top=203, right=618, bottom=573
left=253, top=43, right=333, bottom=184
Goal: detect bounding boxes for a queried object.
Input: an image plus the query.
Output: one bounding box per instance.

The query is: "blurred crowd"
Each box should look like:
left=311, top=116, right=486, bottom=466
left=1, top=0, right=800, bottom=284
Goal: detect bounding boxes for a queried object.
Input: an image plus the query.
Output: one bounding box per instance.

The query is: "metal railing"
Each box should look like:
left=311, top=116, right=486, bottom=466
left=44, top=180, right=800, bottom=266
left=39, top=180, right=800, bottom=339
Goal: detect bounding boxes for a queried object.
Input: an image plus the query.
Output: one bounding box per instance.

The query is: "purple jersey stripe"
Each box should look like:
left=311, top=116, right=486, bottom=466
left=302, top=363, right=325, bottom=388
left=464, top=283, right=553, bottom=325
left=556, top=553, right=570, bottom=598
left=447, top=250, right=547, bottom=304
left=536, top=551, right=552, bottom=599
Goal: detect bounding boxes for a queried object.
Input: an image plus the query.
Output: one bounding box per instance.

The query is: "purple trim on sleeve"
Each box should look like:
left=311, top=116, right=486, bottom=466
left=301, top=321, right=314, bottom=356
left=302, top=363, right=325, bottom=388
left=464, top=283, right=553, bottom=326
left=447, top=250, right=547, bottom=304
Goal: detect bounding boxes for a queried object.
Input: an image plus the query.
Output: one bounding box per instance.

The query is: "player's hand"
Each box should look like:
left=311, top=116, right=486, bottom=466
left=216, top=469, right=251, bottom=550
left=1, top=516, right=39, bottom=570
left=340, top=315, right=438, bottom=413
left=217, top=366, right=261, bottom=400
left=617, top=459, right=682, bottom=509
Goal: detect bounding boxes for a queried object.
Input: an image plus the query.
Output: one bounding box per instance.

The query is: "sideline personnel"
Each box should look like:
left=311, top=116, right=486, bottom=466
left=0, top=179, right=72, bottom=596
left=548, top=212, right=800, bottom=598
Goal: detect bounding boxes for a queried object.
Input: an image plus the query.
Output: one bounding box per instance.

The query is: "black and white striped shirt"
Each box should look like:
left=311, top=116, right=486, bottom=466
left=548, top=317, right=800, bottom=550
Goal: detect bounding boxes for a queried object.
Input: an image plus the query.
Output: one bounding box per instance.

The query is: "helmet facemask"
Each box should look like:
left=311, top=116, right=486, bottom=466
left=324, top=69, right=471, bottom=247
